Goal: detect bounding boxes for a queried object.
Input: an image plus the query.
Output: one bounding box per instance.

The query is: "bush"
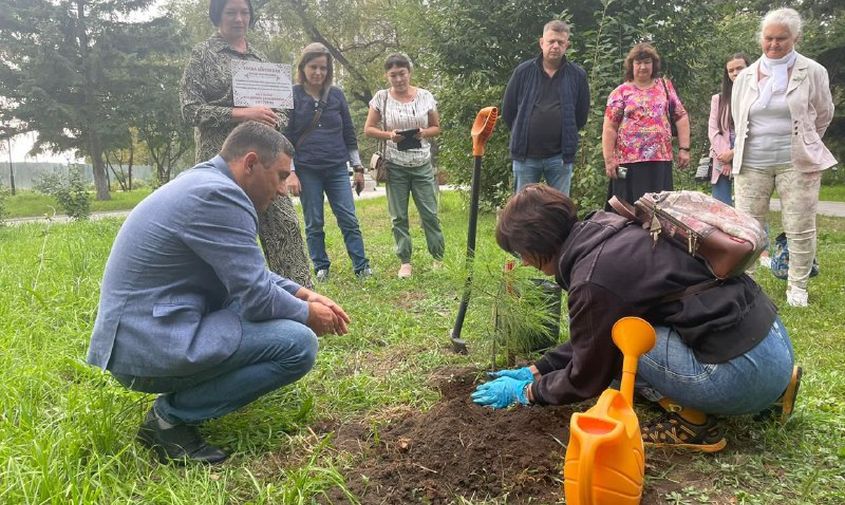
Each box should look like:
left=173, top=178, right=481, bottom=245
left=34, top=168, right=92, bottom=220
left=0, top=183, right=8, bottom=225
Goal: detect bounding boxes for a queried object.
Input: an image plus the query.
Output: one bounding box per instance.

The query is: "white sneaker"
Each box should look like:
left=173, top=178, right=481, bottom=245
left=397, top=263, right=412, bottom=279
left=786, top=286, right=808, bottom=307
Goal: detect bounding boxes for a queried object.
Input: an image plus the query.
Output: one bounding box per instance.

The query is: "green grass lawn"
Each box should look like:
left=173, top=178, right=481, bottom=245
left=3, top=188, right=152, bottom=218
left=0, top=192, right=843, bottom=504
left=819, top=184, right=845, bottom=202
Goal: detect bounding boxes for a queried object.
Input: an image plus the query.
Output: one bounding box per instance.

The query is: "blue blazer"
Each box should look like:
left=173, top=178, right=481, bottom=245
left=87, top=156, right=309, bottom=377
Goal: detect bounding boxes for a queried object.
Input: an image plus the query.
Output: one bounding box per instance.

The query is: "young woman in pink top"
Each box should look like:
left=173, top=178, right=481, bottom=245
left=708, top=53, right=750, bottom=205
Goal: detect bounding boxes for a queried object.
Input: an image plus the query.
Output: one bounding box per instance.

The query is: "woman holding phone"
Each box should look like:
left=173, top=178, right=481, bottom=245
left=364, top=53, right=444, bottom=279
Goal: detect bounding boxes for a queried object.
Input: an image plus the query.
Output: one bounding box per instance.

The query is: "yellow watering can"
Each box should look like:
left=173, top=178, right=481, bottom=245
left=563, top=317, right=656, bottom=505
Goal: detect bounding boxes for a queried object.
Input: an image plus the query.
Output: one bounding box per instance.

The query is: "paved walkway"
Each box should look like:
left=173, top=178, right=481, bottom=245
left=769, top=199, right=845, bottom=218
left=5, top=184, right=401, bottom=226
left=6, top=194, right=845, bottom=225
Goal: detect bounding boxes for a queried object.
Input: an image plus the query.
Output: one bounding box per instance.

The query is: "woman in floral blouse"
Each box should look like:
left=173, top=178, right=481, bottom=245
left=180, top=0, right=311, bottom=286
left=601, top=43, right=691, bottom=206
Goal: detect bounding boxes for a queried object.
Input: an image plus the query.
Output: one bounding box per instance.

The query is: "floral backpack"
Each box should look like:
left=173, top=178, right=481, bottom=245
left=609, top=191, right=767, bottom=280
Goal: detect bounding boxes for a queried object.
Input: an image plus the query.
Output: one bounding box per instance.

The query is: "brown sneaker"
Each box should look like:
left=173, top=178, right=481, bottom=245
left=763, top=365, right=804, bottom=424
left=754, top=365, right=803, bottom=424
left=641, top=412, right=727, bottom=453
left=777, top=365, right=802, bottom=423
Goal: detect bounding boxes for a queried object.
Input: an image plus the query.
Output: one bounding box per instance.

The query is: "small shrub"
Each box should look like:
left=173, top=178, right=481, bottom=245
left=34, top=168, right=91, bottom=220
left=492, top=269, right=563, bottom=364
left=0, top=183, right=8, bottom=224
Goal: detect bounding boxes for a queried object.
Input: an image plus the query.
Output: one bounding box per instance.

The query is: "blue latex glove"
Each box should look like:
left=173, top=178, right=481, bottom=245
left=488, top=366, right=534, bottom=382
left=471, top=376, right=531, bottom=409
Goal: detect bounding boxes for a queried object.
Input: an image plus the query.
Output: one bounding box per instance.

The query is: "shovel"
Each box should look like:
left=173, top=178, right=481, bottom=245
left=450, top=106, right=498, bottom=354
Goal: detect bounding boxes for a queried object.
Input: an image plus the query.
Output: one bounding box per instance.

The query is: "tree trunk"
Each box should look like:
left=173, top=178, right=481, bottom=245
left=90, top=139, right=111, bottom=200
left=128, top=143, right=133, bottom=191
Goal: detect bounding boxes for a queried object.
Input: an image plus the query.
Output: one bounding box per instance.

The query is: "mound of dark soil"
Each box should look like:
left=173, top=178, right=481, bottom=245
left=326, top=372, right=577, bottom=504
left=319, top=370, right=736, bottom=504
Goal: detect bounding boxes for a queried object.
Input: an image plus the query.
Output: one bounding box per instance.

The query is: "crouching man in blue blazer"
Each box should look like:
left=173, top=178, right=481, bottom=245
left=87, top=122, right=350, bottom=465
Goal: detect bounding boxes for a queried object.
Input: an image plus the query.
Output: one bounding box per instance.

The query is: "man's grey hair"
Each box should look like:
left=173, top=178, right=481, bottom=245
left=220, top=121, right=294, bottom=166
left=760, top=7, right=802, bottom=41
left=543, top=20, right=571, bottom=35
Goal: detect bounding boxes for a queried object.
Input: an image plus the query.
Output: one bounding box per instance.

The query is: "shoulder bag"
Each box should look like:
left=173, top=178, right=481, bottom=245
left=369, top=90, right=390, bottom=183
left=295, top=86, right=331, bottom=150
left=694, top=155, right=712, bottom=182
left=660, top=78, right=678, bottom=138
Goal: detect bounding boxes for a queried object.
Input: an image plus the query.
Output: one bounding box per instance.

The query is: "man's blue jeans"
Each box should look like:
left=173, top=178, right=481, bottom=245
left=635, top=317, right=793, bottom=415
left=297, top=164, right=369, bottom=274
left=512, top=155, right=574, bottom=195
left=113, top=317, right=318, bottom=425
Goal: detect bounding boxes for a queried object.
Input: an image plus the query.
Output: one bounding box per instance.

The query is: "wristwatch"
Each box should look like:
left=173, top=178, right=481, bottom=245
left=678, top=146, right=691, bottom=152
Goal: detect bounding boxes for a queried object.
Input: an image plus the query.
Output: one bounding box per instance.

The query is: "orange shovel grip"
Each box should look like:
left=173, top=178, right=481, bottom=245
left=471, top=106, right=498, bottom=156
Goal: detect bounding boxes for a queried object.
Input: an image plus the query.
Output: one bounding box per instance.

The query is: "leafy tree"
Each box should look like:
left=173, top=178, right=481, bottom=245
left=129, top=57, right=194, bottom=186
left=0, top=0, right=184, bottom=200
left=267, top=0, right=401, bottom=106
left=104, top=128, right=150, bottom=191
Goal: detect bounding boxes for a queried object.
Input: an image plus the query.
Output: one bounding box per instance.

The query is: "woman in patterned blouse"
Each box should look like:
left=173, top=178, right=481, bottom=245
left=364, top=53, right=445, bottom=279
left=180, top=0, right=311, bottom=286
left=601, top=43, right=691, bottom=206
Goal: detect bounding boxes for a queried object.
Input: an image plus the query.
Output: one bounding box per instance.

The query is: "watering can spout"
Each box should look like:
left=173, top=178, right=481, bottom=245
left=612, top=317, right=656, bottom=406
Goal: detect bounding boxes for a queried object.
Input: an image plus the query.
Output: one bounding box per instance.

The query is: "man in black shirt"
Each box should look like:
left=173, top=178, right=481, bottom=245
left=501, top=20, right=590, bottom=195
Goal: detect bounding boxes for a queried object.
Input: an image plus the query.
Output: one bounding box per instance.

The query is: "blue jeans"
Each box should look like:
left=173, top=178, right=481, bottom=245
left=636, top=317, right=793, bottom=415
left=711, top=175, right=733, bottom=206
left=512, top=155, right=574, bottom=195
left=113, top=317, right=318, bottom=425
left=297, top=164, right=369, bottom=273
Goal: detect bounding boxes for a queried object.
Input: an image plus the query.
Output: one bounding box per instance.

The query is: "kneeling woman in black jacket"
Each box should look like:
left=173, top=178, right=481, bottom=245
left=471, top=184, right=800, bottom=452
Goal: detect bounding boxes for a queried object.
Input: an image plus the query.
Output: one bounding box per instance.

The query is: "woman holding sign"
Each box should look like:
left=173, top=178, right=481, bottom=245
left=364, top=53, right=444, bottom=279
left=285, top=43, right=372, bottom=282
left=180, top=0, right=311, bottom=287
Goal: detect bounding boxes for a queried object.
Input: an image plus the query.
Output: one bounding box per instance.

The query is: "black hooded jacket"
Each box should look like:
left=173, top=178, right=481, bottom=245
left=532, top=211, right=778, bottom=406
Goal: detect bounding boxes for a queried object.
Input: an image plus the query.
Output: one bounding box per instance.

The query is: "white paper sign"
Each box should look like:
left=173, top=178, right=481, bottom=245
left=231, top=60, right=293, bottom=109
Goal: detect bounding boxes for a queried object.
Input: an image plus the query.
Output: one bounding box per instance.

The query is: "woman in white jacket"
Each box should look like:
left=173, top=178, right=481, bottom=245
left=732, top=7, right=836, bottom=307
